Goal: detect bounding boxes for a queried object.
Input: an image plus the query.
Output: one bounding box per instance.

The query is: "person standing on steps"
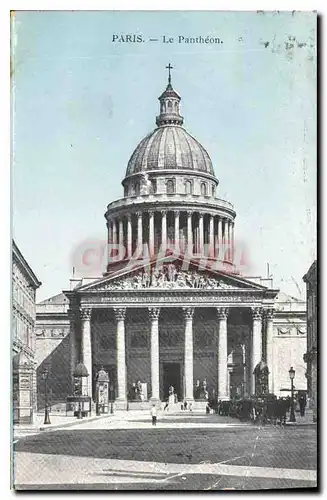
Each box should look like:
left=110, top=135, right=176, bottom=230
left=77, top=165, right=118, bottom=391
left=151, top=404, right=157, bottom=426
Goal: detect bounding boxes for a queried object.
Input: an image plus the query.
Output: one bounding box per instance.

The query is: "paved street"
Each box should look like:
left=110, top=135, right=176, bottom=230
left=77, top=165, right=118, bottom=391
left=13, top=411, right=317, bottom=490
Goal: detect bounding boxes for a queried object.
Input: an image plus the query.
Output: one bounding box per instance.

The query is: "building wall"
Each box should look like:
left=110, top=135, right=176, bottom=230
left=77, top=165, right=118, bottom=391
left=272, top=293, right=307, bottom=397
left=35, top=295, right=70, bottom=410
left=12, top=241, right=41, bottom=424
left=272, top=322, right=307, bottom=395
left=34, top=295, right=307, bottom=405
left=303, top=261, right=317, bottom=420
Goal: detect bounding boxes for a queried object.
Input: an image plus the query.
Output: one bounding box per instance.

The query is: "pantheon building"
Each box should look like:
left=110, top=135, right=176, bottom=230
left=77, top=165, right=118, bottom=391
left=35, top=70, right=307, bottom=410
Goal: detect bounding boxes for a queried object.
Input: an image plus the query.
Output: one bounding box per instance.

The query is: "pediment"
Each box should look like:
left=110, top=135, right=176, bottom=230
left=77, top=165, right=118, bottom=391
left=76, top=256, right=269, bottom=293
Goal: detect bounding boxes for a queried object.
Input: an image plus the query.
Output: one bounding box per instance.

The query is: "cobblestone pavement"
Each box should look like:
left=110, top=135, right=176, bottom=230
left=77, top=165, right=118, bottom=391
left=13, top=411, right=318, bottom=491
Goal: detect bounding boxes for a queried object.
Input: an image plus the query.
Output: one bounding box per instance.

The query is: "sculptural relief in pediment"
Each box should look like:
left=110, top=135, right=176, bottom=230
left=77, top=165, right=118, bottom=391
left=97, top=265, right=237, bottom=291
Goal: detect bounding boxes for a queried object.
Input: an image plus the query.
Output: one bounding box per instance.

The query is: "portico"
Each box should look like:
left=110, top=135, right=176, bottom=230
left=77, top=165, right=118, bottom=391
left=65, top=263, right=278, bottom=408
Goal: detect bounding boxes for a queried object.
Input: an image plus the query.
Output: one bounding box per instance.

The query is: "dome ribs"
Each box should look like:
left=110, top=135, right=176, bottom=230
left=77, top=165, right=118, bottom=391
left=157, top=126, right=168, bottom=170
left=140, top=128, right=161, bottom=172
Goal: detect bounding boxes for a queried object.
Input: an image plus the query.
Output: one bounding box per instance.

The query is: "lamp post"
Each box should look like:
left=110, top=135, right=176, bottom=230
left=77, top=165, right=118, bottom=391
left=42, top=368, right=51, bottom=425
left=289, top=366, right=296, bottom=422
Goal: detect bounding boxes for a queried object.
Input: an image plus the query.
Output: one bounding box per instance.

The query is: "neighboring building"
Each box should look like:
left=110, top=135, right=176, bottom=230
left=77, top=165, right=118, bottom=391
left=35, top=293, right=70, bottom=411
left=303, top=261, right=317, bottom=421
left=12, top=240, right=41, bottom=424
left=35, top=72, right=307, bottom=410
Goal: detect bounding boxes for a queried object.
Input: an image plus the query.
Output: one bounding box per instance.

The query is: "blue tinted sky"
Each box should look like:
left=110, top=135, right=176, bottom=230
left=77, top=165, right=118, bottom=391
left=12, top=11, right=316, bottom=301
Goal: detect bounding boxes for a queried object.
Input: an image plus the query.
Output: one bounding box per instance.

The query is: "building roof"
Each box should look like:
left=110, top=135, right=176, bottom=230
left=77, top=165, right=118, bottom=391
left=12, top=240, right=42, bottom=289
left=125, top=126, right=214, bottom=177
left=38, top=292, right=68, bottom=305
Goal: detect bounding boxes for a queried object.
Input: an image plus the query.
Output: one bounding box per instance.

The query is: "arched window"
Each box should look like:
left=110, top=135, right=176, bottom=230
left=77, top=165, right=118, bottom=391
left=134, top=181, right=140, bottom=196
left=161, top=101, right=166, bottom=113
left=212, top=185, right=215, bottom=197
left=201, top=182, right=207, bottom=196
left=185, top=180, right=192, bottom=194
left=174, top=101, right=178, bottom=111
left=166, top=179, right=175, bottom=194
left=167, top=100, right=172, bottom=111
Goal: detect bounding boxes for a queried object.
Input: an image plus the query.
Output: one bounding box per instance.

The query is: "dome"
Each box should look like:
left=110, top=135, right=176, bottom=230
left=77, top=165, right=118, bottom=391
left=125, top=126, right=215, bottom=177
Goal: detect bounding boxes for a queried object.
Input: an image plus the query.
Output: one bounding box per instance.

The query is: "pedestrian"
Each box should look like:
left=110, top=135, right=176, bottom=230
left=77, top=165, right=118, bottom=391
left=151, top=404, right=157, bottom=426
left=299, top=395, right=306, bottom=417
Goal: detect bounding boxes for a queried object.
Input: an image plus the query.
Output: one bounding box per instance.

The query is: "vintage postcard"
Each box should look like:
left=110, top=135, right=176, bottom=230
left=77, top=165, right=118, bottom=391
left=11, top=10, right=317, bottom=490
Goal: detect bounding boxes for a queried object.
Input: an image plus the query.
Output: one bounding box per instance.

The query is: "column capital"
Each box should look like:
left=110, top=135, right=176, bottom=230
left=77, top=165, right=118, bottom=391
left=114, top=307, right=126, bottom=321
left=126, top=212, right=132, bottom=221
left=217, top=307, right=229, bottom=320
left=187, top=210, right=193, bottom=218
left=148, top=210, right=154, bottom=218
left=136, top=211, right=142, bottom=218
left=80, top=307, right=92, bottom=320
left=198, top=212, right=204, bottom=220
left=173, top=210, right=180, bottom=217
left=183, top=307, right=195, bottom=320
left=264, top=308, right=275, bottom=320
left=161, top=209, right=168, bottom=216
left=251, top=307, right=263, bottom=320
left=148, top=307, right=160, bottom=320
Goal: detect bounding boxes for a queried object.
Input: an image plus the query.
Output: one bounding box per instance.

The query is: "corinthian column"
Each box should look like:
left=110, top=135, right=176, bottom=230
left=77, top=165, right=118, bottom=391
left=231, top=221, right=235, bottom=264
left=209, top=214, right=214, bottom=258
left=183, top=307, right=194, bottom=401
left=119, top=218, right=124, bottom=248
left=149, top=211, right=154, bottom=257
left=136, top=212, right=143, bottom=256
left=68, top=308, right=77, bottom=393
left=217, top=307, right=229, bottom=400
left=127, top=214, right=132, bottom=258
left=265, top=309, right=275, bottom=393
left=251, top=307, right=263, bottom=394
left=107, top=220, right=113, bottom=245
left=227, top=220, right=231, bottom=261
left=112, top=218, right=118, bottom=246
left=174, top=210, right=180, bottom=253
left=149, top=308, right=160, bottom=401
left=187, top=211, right=193, bottom=257
left=198, top=213, right=204, bottom=255
left=80, top=307, right=92, bottom=398
left=217, top=217, right=223, bottom=260
left=161, top=210, right=167, bottom=253
left=114, top=308, right=127, bottom=402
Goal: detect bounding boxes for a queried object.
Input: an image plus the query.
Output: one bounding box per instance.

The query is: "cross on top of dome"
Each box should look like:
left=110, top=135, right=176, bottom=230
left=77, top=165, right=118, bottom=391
left=156, top=64, right=183, bottom=127
left=166, top=63, right=173, bottom=85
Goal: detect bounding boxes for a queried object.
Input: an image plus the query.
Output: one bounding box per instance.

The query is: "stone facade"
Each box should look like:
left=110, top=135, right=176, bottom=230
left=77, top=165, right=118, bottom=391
left=35, top=293, right=70, bottom=411
left=303, top=261, right=317, bottom=421
left=34, top=70, right=307, bottom=411
left=12, top=240, right=41, bottom=424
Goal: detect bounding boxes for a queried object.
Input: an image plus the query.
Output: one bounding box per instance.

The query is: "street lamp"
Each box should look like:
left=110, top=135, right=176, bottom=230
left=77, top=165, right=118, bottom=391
left=42, top=368, right=51, bottom=425
left=288, top=366, right=296, bottom=422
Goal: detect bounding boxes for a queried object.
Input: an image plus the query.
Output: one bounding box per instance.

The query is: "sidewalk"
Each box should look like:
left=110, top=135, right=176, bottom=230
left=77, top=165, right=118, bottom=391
left=285, top=409, right=317, bottom=426
left=13, top=412, right=121, bottom=439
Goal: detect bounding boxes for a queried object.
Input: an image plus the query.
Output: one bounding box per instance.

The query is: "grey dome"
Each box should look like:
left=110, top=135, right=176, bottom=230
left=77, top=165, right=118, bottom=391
left=125, top=126, right=215, bottom=177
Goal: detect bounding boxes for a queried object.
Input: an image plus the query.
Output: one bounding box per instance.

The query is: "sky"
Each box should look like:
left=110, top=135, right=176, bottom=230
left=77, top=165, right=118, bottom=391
left=11, top=10, right=317, bottom=302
